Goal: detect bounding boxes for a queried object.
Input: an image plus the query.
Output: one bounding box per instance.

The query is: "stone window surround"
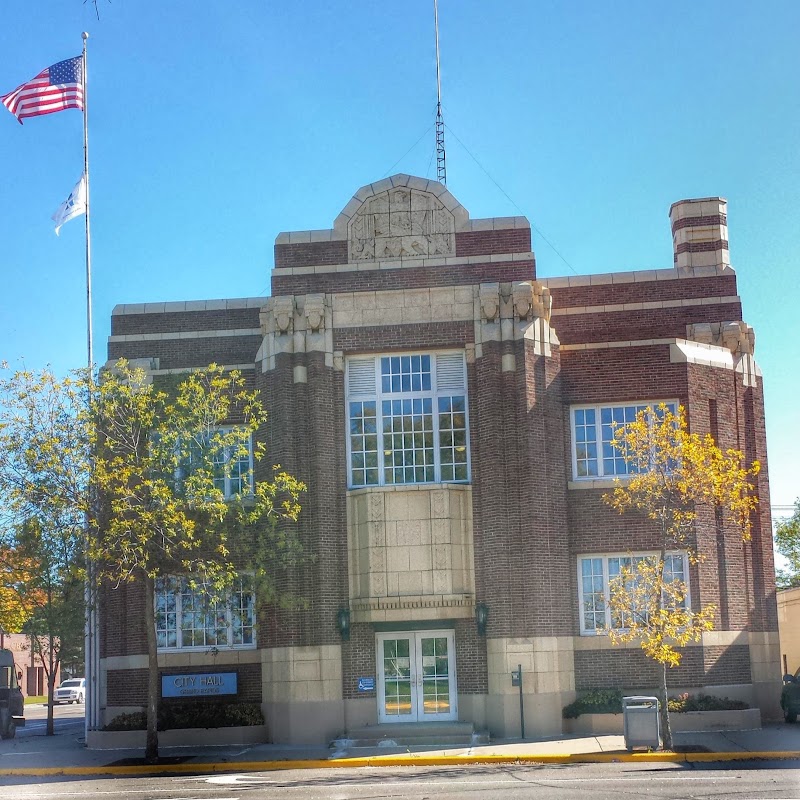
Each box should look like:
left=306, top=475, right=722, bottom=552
left=345, top=350, right=471, bottom=489
left=569, top=400, right=678, bottom=482
left=577, top=551, right=690, bottom=636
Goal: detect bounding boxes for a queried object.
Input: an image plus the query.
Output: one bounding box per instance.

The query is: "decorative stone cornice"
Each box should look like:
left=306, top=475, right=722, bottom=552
left=474, top=280, right=559, bottom=360
left=687, top=320, right=755, bottom=356
left=258, top=294, right=334, bottom=373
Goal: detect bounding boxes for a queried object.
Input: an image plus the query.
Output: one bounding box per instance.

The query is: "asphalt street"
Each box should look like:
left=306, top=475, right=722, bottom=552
left=14, top=701, right=85, bottom=739
left=2, top=761, right=800, bottom=799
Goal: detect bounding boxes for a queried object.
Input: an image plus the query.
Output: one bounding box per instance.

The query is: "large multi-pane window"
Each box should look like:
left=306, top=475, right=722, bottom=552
left=179, top=427, right=254, bottom=499
left=155, top=575, right=255, bottom=650
left=577, top=552, right=688, bottom=635
left=571, top=401, right=677, bottom=480
left=346, top=352, right=470, bottom=488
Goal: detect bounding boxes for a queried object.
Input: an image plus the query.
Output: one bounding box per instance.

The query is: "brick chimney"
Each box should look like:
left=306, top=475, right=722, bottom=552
left=669, top=197, right=730, bottom=270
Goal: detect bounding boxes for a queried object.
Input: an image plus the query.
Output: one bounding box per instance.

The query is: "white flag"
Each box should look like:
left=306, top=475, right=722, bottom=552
left=52, top=173, right=86, bottom=236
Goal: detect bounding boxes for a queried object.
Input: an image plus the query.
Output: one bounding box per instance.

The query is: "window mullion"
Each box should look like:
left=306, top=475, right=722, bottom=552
left=431, top=387, right=441, bottom=483
left=226, top=588, right=233, bottom=647
left=176, top=583, right=182, bottom=649
left=376, top=361, right=386, bottom=487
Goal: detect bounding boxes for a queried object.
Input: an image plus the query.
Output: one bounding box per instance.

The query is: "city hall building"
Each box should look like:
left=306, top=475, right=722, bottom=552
left=98, top=175, right=780, bottom=744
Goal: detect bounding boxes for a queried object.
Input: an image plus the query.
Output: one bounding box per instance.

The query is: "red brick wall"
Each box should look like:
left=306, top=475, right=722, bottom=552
left=333, top=321, right=474, bottom=353
left=574, top=644, right=751, bottom=691
left=107, top=336, right=262, bottom=370
left=272, top=228, right=531, bottom=272
left=102, top=581, right=147, bottom=658
left=257, top=350, right=350, bottom=649
left=107, top=663, right=262, bottom=705
left=272, top=261, right=534, bottom=297
left=548, top=274, right=738, bottom=310
left=552, top=302, right=742, bottom=346
left=111, top=308, right=260, bottom=336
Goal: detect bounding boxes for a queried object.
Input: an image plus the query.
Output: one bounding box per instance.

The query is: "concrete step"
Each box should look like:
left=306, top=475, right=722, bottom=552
left=331, top=721, right=489, bottom=750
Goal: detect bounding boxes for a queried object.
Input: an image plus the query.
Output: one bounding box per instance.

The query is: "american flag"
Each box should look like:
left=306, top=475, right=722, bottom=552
left=1, top=56, right=84, bottom=124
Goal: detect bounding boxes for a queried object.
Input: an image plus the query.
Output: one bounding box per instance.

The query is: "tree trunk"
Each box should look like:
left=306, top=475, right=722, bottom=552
left=660, top=661, right=673, bottom=750
left=143, top=572, right=159, bottom=763
left=46, top=630, right=55, bottom=736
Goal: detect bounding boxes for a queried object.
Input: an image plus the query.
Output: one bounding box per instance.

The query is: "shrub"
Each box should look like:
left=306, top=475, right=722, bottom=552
left=667, top=693, right=749, bottom=713
left=562, top=689, right=623, bottom=719
left=104, top=711, right=146, bottom=731
left=103, top=701, right=264, bottom=731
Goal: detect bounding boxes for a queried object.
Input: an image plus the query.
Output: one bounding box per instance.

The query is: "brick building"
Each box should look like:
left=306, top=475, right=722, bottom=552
left=0, top=632, right=61, bottom=699
left=98, top=175, right=780, bottom=743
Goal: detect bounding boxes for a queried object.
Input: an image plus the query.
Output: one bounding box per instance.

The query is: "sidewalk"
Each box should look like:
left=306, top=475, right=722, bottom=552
left=1, top=724, right=799, bottom=776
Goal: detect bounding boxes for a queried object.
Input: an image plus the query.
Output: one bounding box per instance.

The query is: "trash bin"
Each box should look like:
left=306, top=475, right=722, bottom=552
left=622, top=695, right=660, bottom=751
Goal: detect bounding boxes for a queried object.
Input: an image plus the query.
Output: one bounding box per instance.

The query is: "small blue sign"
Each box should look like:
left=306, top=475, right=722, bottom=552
left=357, top=677, right=375, bottom=692
left=162, top=672, right=237, bottom=698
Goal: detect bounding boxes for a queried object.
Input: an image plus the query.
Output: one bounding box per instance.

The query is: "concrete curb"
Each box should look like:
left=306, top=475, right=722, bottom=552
left=1, top=751, right=799, bottom=776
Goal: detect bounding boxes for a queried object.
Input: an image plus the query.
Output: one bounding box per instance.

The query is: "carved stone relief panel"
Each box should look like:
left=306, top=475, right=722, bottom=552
left=348, top=187, right=455, bottom=261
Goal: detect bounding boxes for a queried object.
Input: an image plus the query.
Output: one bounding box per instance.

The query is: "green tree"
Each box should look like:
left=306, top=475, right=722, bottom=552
left=12, top=519, right=85, bottom=735
left=775, top=500, right=800, bottom=589
left=89, top=360, right=304, bottom=763
left=603, top=404, right=760, bottom=750
left=0, top=364, right=89, bottom=735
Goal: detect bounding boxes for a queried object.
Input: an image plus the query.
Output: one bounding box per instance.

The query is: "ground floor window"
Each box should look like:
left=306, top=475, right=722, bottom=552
left=155, top=575, right=255, bottom=650
left=577, top=551, right=688, bottom=635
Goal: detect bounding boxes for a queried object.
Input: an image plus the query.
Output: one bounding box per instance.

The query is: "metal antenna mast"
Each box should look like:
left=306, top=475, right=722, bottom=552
left=434, top=0, right=446, bottom=185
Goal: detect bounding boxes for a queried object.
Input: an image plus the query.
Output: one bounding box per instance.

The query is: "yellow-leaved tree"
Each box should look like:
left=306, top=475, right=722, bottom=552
left=89, top=361, right=305, bottom=763
left=603, top=404, right=760, bottom=750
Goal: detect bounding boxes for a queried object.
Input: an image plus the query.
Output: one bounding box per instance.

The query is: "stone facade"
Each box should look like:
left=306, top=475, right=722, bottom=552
left=778, top=587, right=800, bottom=676
left=99, top=174, right=781, bottom=744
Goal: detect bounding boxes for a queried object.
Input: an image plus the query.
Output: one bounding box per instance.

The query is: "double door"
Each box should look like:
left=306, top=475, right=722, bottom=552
left=377, top=630, right=457, bottom=723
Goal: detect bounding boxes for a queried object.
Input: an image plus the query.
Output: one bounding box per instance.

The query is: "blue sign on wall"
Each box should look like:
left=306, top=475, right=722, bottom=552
left=162, top=672, right=237, bottom=698
left=357, top=677, right=375, bottom=692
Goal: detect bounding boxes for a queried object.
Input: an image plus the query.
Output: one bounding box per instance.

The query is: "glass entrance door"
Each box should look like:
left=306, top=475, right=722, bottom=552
left=376, top=630, right=457, bottom=723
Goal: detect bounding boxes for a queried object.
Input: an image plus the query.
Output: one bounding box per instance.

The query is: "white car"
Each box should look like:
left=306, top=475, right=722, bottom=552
left=53, top=678, right=85, bottom=705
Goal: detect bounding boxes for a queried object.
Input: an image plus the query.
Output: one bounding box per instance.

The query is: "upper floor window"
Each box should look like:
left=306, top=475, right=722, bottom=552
left=571, top=401, right=677, bottom=480
left=155, top=575, right=255, bottom=650
left=178, top=427, right=254, bottom=499
left=578, top=551, right=688, bottom=635
left=345, top=352, right=470, bottom=488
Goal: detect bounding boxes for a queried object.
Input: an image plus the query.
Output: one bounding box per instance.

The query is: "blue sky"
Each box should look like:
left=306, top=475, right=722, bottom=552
left=0, top=0, right=797, bottom=514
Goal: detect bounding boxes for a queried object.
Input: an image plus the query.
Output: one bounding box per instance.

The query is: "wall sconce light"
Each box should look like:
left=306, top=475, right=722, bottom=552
left=475, top=602, right=489, bottom=637
left=337, top=608, right=351, bottom=642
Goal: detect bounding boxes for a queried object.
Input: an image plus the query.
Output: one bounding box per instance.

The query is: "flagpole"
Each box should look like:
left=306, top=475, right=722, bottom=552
left=82, top=31, right=93, bottom=372
left=81, top=30, right=100, bottom=738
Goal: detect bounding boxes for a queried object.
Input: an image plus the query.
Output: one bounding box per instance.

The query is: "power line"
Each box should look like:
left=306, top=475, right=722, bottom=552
left=381, top=124, right=434, bottom=179
left=444, top=122, right=579, bottom=276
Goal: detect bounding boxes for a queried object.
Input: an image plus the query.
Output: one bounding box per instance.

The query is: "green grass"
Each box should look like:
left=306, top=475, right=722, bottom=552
left=23, top=695, right=47, bottom=705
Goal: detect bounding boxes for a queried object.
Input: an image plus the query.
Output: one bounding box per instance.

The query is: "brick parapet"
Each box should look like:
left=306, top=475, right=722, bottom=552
left=271, top=260, right=534, bottom=297
left=547, top=274, right=738, bottom=310
left=273, top=228, right=531, bottom=272
left=111, top=307, right=261, bottom=336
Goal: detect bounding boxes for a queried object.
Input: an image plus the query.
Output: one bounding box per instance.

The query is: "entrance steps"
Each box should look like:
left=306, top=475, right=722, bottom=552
left=331, top=721, right=489, bottom=752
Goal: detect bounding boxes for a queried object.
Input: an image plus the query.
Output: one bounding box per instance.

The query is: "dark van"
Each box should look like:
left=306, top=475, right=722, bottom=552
left=0, top=649, right=25, bottom=739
